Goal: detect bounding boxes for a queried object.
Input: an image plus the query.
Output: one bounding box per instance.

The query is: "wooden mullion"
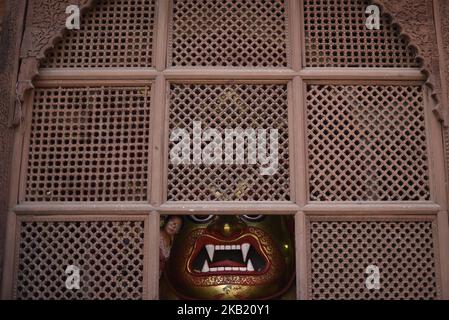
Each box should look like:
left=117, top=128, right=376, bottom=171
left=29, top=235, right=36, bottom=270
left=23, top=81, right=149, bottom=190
left=422, top=83, right=449, bottom=298
left=287, top=0, right=301, bottom=71
left=295, top=211, right=308, bottom=300
left=290, top=69, right=310, bottom=302
left=0, top=211, right=18, bottom=299
left=154, top=0, right=170, bottom=71
left=36, top=68, right=159, bottom=81
left=299, top=0, right=307, bottom=69
left=299, top=67, right=425, bottom=80
left=293, top=76, right=308, bottom=207
left=15, top=88, right=33, bottom=205
left=146, top=211, right=160, bottom=300
left=13, top=203, right=155, bottom=215
left=163, top=68, right=296, bottom=81
left=159, top=202, right=300, bottom=215
left=33, top=79, right=153, bottom=88
left=304, top=202, right=441, bottom=214
left=149, top=75, right=167, bottom=207
left=35, top=68, right=425, bottom=82
left=423, top=87, right=448, bottom=209
left=287, top=81, right=297, bottom=203
left=437, top=211, right=449, bottom=299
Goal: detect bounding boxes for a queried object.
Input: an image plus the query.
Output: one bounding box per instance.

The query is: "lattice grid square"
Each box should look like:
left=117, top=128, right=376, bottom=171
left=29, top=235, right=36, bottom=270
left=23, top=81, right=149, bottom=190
left=306, top=84, right=430, bottom=201
left=41, top=0, right=156, bottom=68
left=25, top=86, right=151, bottom=202
left=167, top=83, right=291, bottom=201
left=15, top=220, right=145, bottom=300
left=169, top=0, right=289, bottom=67
left=303, top=0, right=419, bottom=67
left=309, top=219, right=440, bottom=300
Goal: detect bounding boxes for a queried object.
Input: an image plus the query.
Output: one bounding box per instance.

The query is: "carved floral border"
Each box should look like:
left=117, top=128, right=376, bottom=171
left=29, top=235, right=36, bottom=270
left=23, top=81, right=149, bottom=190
left=373, top=0, right=447, bottom=124
left=12, top=0, right=449, bottom=127
left=13, top=0, right=95, bottom=126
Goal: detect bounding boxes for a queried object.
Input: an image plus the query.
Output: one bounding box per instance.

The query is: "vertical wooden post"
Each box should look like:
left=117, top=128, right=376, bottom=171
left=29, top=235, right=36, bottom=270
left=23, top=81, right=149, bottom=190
left=432, top=0, right=449, bottom=300
left=295, top=211, right=308, bottom=300
left=155, top=0, right=170, bottom=71
left=146, top=211, right=160, bottom=300
left=291, top=0, right=308, bottom=299
left=293, top=75, right=309, bottom=300
left=148, top=0, right=170, bottom=299
left=150, top=75, right=167, bottom=207
left=437, top=211, right=449, bottom=299
left=0, top=0, right=27, bottom=297
left=288, top=0, right=301, bottom=72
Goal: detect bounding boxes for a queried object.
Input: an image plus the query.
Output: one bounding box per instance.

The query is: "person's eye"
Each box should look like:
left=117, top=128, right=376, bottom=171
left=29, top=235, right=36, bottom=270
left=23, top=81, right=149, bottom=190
left=189, top=215, right=215, bottom=223
left=241, top=215, right=265, bottom=222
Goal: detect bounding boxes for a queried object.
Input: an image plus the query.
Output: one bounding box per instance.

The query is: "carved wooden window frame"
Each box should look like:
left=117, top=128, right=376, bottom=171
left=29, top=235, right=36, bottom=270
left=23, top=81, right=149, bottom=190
left=1, top=0, right=449, bottom=300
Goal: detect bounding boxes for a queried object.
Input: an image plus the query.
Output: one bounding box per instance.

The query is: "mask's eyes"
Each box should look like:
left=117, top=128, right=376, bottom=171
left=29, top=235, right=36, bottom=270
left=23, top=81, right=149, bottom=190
left=241, top=215, right=265, bottom=222
left=189, top=215, right=215, bottom=223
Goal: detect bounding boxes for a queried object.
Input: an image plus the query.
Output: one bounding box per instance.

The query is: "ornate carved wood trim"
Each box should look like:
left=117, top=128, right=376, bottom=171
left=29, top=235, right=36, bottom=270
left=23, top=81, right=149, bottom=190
left=20, top=0, right=96, bottom=60
left=434, top=0, right=449, bottom=119
left=433, top=0, right=449, bottom=216
left=13, top=0, right=448, bottom=127
left=373, top=0, right=447, bottom=125
left=13, top=0, right=96, bottom=126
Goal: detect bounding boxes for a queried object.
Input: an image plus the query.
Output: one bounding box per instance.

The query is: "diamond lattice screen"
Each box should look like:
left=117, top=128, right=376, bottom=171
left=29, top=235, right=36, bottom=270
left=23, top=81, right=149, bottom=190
left=168, top=83, right=290, bottom=201
left=309, top=219, right=440, bottom=300
left=15, top=220, right=145, bottom=300
left=303, top=0, right=419, bottom=67
left=169, top=0, right=289, bottom=67
left=306, top=84, right=430, bottom=201
left=25, top=86, right=151, bottom=202
left=41, top=0, right=156, bottom=68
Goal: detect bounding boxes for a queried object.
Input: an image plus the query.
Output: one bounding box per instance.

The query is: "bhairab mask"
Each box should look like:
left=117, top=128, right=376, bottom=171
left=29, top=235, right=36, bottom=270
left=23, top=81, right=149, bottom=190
left=160, top=215, right=295, bottom=299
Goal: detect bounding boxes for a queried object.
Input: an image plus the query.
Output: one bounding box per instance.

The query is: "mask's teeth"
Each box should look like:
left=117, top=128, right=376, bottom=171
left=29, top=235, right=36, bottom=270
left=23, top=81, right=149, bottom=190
left=247, top=259, right=254, bottom=272
left=241, top=243, right=250, bottom=262
left=205, top=244, right=215, bottom=261
left=201, top=260, right=209, bottom=273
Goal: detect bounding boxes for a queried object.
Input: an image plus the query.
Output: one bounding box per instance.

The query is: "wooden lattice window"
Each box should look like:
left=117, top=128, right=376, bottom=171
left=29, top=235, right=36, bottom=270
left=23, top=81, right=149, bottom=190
left=308, top=217, right=440, bottom=300
left=25, top=86, right=152, bottom=202
left=303, top=0, right=419, bottom=67
left=306, top=84, right=430, bottom=201
left=15, top=218, right=146, bottom=300
left=169, top=0, right=289, bottom=67
left=167, top=83, right=291, bottom=201
left=4, top=0, right=447, bottom=301
left=42, top=0, right=157, bottom=68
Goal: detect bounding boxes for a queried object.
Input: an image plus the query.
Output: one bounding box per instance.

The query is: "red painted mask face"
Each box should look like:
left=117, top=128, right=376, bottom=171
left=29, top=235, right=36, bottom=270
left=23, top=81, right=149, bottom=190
left=160, top=215, right=295, bottom=300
